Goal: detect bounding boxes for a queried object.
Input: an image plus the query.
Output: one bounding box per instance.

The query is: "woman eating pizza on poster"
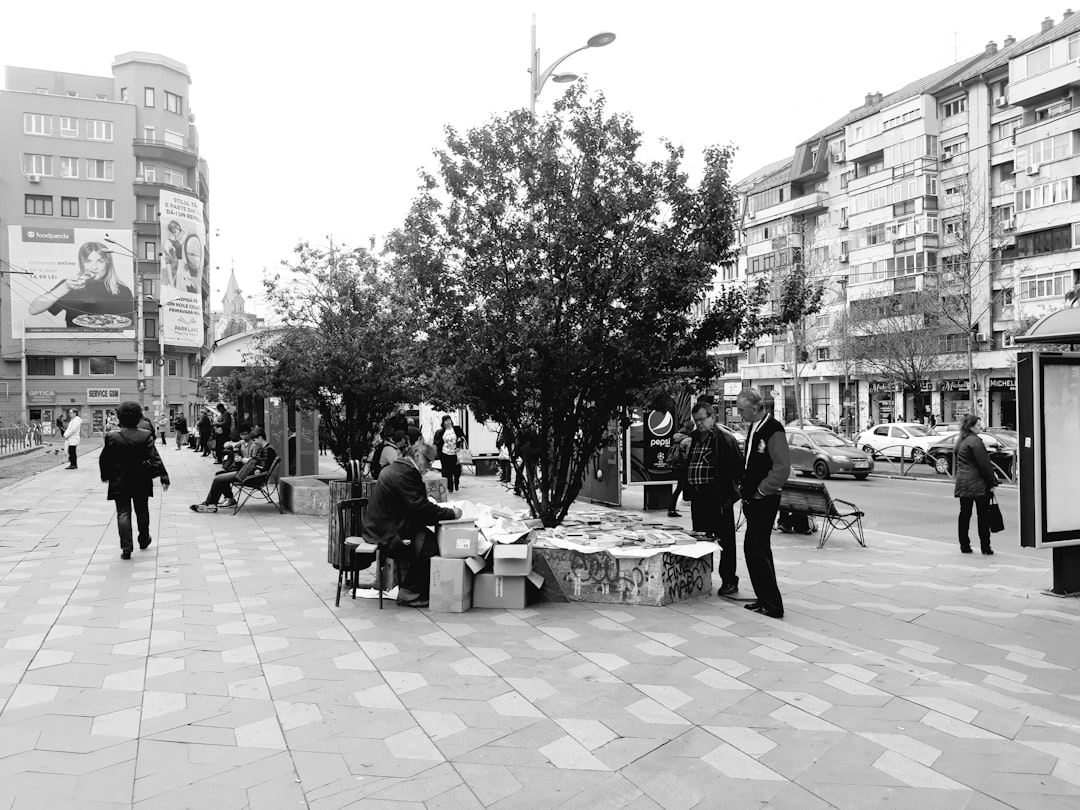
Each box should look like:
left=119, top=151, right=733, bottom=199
left=28, top=241, right=136, bottom=329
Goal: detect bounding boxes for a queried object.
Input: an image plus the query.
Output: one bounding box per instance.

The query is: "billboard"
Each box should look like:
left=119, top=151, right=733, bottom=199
left=7, top=226, right=135, bottom=339
left=625, top=406, right=677, bottom=484
left=159, top=190, right=205, bottom=347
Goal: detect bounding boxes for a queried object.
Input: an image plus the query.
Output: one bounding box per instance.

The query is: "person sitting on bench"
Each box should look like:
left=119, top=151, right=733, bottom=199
left=190, top=427, right=276, bottom=513
left=220, top=424, right=254, bottom=472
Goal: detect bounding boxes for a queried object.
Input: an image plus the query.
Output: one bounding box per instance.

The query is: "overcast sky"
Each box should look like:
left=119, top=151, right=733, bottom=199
left=3, top=1, right=1064, bottom=316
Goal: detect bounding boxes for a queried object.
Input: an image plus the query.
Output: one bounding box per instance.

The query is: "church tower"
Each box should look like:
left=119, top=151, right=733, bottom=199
left=222, top=266, right=245, bottom=315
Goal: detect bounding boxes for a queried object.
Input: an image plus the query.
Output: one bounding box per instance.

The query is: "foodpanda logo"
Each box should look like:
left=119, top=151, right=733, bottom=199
left=646, top=410, right=673, bottom=439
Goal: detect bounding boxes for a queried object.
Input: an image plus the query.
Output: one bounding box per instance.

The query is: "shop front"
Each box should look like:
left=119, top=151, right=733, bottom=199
left=868, top=381, right=896, bottom=425
left=87, top=387, right=122, bottom=435
left=26, top=389, right=56, bottom=434
left=988, top=376, right=1016, bottom=428
left=721, top=381, right=743, bottom=426
left=939, top=379, right=976, bottom=423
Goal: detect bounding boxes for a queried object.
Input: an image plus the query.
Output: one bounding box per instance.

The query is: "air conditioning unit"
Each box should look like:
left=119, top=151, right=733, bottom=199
left=1026, top=164, right=1040, bottom=176
left=745, top=210, right=755, bottom=221
left=1004, top=333, right=1016, bottom=348
left=838, top=219, right=849, bottom=230
left=832, top=152, right=845, bottom=163
left=27, top=173, right=41, bottom=183
left=975, top=332, right=988, bottom=343
left=1005, top=216, right=1016, bottom=231
left=941, top=153, right=953, bottom=163
left=839, top=250, right=849, bottom=263
left=994, top=97, right=1008, bottom=109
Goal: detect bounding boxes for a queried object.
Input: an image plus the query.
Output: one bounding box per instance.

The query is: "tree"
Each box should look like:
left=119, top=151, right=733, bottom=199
left=773, top=254, right=826, bottom=427
left=239, top=242, right=420, bottom=466
left=389, top=85, right=744, bottom=526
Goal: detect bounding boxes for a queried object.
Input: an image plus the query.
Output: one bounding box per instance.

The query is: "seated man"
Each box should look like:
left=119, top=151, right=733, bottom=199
left=221, top=424, right=253, bottom=471
left=190, top=427, right=276, bottom=513
left=362, top=438, right=462, bottom=608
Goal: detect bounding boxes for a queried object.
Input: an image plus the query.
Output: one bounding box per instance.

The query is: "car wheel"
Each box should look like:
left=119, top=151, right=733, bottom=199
left=934, top=456, right=951, bottom=475
left=813, top=460, right=830, bottom=479
left=911, top=448, right=926, bottom=464
left=853, top=473, right=869, bottom=481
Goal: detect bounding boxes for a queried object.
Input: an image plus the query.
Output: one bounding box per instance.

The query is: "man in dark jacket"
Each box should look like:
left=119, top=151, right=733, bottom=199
left=213, top=403, right=233, bottom=464
left=197, top=409, right=213, bottom=456
left=99, top=401, right=170, bottom=560
left=173, top=413, right=188, bottom=450
left=362, top=439, right=462, bottom=607
left=736, top=388, right=790, bottom=619
left=686, top=403, right=743, bottom=597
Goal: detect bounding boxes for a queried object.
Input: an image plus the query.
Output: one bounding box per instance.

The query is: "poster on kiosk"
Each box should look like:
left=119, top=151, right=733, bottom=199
left=1017, top=350, right=1080, bottom=548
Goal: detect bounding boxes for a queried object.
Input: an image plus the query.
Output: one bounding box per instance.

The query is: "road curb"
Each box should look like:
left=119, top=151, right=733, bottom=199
left=0, top=445, right=46, bottom=461
left=867, top=471, right=1018, bottom=488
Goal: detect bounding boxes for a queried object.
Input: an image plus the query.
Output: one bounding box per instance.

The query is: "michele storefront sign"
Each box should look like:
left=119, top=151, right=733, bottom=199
left=86, top=388, right=121, bottom=404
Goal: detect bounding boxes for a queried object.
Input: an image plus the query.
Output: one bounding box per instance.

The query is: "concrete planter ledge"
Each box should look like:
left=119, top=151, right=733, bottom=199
left=279, top=474, right=342, bottom=515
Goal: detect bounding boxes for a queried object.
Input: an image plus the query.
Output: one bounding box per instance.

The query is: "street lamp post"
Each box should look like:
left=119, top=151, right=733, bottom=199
left=104, top=234, right=160, bottom=410
left=529, top=15, right=616, bottom=114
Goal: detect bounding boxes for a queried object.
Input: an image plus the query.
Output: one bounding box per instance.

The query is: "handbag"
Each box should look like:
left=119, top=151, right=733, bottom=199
left=456, top=448, right=474, bottom=465
left=988, top=494, right=1005, bottom=533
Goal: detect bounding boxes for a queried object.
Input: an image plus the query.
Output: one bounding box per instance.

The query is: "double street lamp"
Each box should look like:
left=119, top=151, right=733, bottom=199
left=529, top=15, right=616, bottom=114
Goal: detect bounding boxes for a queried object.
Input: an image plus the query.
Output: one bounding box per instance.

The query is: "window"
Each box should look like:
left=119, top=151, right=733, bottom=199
left=861, top=222, right=887, bottom=247
left=144, top=87, right=155, bottom=107
left=58, top=116, right=78, bottom=138
left=85, top=158, right=114, bottom=181
left=167, top=359, right=179, bottom=376
left=1016, top=133, right=1072, bottom=169
left=893, top=200, right=915, bottom=217
left=1019, top=270, right=1073, bottom=299
left=942, top=137, right=967, bottom=160
left=1015, top=179, right=1073, bottom=212
left=163, top=130, right=185, bottom=148
left=992, top=118, right=1020, bottom=142
left=27, top=356, right=56, bottom=376
left=142, top=277, right=157, bottom=298
left=1017, top=225, right=1072, bottom=257
left=1036, top=99, right=1071, bottom=121
left=61, top=197, right=79, bottom=217
left=143, top=126, right=155, bottom=141
left=87, top=120, right=113, bottom=141
left=95, top=93, right=106, bottom=101
left=141, top=164, right=156, bottom=182
left=817, top=347, right=831, bottom=361
left=1019, top=33, right=1080, bottom=79
left=85, top=198, right=114, bottom=220
left=59, top=156, right=78, bottom=178
left=69, top=358, right=81, bottom=375
left=145, top=318, right=157, bottom=339
left=142, top=202, right=157, bottom=220
left=144, top=241, right=157, bottom=261
left=940, top=333, right=968, bottom=353
left=22, top=154, right=52, bottom=176
left=23, top=113, right=52, bottom=135
left=89, top=357, right=116, bottom=376
left=943, top=217, right=967, bottom=237
left=25, top=194, right=53, bottom=216
left=941, top=96, right=966, bottom=118
left=163, top=168, right=186, bottom=187
left=164, top=91, right=182, bottom=115
left=120, top=87, right=128, bottom=102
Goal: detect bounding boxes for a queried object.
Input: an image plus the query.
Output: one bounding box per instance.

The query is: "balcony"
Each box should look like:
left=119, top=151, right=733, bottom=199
left=1009, top=60, right=1080, bottom=107
left=751, top=191, right=828, bottom=221
left=132, top=138, right=199, bottom=169
left=133, top=219, right=159, bottom=236
left=891, top=156, right=939, bottom=179
left=134, top=178, right=193, bottom=196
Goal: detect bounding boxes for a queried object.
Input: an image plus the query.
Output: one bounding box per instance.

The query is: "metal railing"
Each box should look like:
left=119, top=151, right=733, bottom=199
left=0, top=424, right=44, bottom=456
left=856, top=442, right=931, bottom=476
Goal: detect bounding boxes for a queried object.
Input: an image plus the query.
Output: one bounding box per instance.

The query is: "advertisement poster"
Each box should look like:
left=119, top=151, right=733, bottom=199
left=1043, top=363, right=1080, bottom=533
left=626, top=406, right=677, bottom=484
left=159, top=189, right=205, bottom=347
left=7, top=226, right=135, bottom=339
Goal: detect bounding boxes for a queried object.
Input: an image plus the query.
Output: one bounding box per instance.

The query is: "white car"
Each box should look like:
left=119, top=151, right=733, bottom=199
left=855, top=422, right=938, bottom=462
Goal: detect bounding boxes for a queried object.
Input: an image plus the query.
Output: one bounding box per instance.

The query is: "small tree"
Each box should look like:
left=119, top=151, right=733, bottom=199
left=240, top=241, right=420, bottom=466
left=774, top=258, right=826, bottom=426
left=389, top=86, right=745, bottom=526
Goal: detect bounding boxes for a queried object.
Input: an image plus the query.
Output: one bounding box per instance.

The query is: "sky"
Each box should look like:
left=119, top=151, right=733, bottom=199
left=2, top=0, right=1067, bottom=317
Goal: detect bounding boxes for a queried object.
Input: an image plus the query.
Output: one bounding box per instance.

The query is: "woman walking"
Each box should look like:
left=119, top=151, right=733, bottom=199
left=954, top=413, right=997, bottom=555
left=433, top=415, right=467, bottom=493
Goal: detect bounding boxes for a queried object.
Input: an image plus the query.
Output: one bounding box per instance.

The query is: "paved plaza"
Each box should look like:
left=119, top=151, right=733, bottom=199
left=0, top=445, right=1078, bottom=810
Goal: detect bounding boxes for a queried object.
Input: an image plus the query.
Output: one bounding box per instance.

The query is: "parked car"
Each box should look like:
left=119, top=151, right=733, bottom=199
left=715, top=421, right=746, bottom=454
left=924, top=432, right=1015, bottom=478
left=787, top=429, right=874, bottom=480
left=785, top=417, right=832, bottom=429
left=933, top=423, right=1013, bottom=453
left=855, top=422, right=938, bottom=462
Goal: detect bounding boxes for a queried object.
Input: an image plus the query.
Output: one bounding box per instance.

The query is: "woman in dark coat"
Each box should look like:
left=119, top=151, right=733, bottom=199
left=197, top=409, right=213, bottom=456
left=99, top=401, right=170, bottom=560
left=953, top=413, right=997, bottom=555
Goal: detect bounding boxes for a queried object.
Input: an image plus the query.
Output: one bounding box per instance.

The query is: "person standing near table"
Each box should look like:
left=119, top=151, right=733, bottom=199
left=736, top=388, right=789, bottom=619
left=62, top=408, right=83, bottom=469
left=685, top=403, right=742, bottom=597
left=99, top=401, right=169, bottom=560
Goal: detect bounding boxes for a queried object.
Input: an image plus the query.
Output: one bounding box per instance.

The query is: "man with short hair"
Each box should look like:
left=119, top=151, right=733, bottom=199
left=736, top=388, right=790, bottom=619
left=686, top=402, right=743, bottom=597
left=221, top=424, right=253, bottom=471
left=62, top=408, right=83, bottom=469
left=213, top=403, right=233, bottom=464
left=190, top=427, right=276, bottom=513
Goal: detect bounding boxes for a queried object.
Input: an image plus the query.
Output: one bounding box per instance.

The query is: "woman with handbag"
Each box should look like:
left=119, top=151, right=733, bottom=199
left=99, top=401, right=170, bottom=560
left=954, top=413, right=997, bottom=555
left=433, top=415, right=467, bottom=493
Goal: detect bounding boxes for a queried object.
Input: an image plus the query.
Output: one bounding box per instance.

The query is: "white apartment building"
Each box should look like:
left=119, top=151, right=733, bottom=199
left=731, top=12, right=1080, bottom=431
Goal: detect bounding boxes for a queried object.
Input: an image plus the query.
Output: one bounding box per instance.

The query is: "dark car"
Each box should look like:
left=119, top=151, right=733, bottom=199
left=924, top=432, right=1015, bottom=478
left=787, top=428, right=874, bottom=480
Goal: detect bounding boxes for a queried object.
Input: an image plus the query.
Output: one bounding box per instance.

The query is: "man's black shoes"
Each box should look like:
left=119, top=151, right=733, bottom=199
left=120, top=550, right=132, bottom=560
left=717, top=584, right=739, bottom=598
left=744, top=601, right=783, bottom=619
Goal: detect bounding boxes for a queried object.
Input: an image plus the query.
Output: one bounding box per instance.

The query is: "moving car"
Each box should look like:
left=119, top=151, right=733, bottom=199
left=924, top=432, right=1015, bottom=478
left=855, top=422, right=938, bottom=462
left=787, top=429, right=874, bottom=480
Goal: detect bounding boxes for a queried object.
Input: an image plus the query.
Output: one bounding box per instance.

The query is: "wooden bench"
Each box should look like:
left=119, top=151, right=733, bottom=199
left=778, top=479, right=866, bottom=549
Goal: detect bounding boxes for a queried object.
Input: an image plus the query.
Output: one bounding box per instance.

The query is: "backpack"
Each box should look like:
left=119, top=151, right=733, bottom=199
left=369, top=442, right=387, bottom=479
left=668, top=434, right=691, bottom=471
left=777, top=510, right=816, bottom=535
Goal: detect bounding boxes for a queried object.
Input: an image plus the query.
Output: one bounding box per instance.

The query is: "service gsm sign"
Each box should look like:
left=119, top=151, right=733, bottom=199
left=87, top=388, right=120, bottom=404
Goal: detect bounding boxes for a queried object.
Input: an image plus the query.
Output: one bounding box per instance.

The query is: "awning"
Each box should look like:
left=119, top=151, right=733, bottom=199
left=1014, top=307, right=1080, bottom=344
left=202, top=327, right=283, bottom=377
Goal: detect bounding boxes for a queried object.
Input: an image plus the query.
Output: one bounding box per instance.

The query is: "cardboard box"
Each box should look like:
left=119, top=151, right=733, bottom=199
left=472, top=571, right=543, bottom=609
left=436, top=518, right=480, bottom=559
left=429, top=557, right=484, bottom=613
left=492, top=543, right=533, bottom=576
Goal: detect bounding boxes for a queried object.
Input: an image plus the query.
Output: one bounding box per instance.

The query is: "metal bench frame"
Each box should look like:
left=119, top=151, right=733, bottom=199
left=233, top=457, right=284, bottom=515
left=778, top=479, right=866, bottom=549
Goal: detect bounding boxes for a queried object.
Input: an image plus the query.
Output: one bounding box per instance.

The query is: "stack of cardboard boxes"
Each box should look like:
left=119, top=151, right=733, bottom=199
left=429, top=517, right=543, bottom=612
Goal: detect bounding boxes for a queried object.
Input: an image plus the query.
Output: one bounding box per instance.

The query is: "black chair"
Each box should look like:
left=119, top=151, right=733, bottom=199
left=233, top=457, right=283, bottom=515
left=335, top=497, right=387, bottom=608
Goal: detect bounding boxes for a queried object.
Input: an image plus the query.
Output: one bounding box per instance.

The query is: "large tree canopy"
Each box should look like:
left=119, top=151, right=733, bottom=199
left=389, top=86, right=748, bottom=525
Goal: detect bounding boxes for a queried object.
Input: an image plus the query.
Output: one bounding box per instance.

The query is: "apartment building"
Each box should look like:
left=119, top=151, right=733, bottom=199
left=730, top=12, right=1080, bottom=431
left=0, top=52, right=210, bottom=434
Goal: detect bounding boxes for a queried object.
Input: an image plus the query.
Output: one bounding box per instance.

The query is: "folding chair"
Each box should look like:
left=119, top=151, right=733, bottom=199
left=233, top=457, right=284, bottom=514
left=335, top=497, right=387, bottom=609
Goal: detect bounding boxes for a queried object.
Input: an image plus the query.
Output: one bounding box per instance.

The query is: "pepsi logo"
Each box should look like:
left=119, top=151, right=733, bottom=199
left=646, top=410, right=673, bottom=438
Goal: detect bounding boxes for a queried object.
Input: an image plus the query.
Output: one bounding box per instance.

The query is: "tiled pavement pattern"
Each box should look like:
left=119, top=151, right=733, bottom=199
left=1, top=448, right=1079, bottom=809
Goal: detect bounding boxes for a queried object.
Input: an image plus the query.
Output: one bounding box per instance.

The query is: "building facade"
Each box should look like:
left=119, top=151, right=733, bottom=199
left=0, top=52, right=210, bottom=434
left=729, top=13, right=1080, bottom=431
